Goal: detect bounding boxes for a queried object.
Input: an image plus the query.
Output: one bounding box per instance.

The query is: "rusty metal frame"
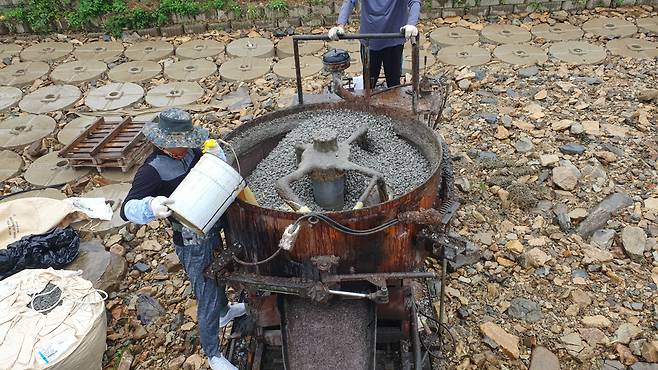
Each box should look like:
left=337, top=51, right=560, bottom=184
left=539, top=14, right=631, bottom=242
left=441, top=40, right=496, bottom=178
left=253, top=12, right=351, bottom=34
left=292, top=33, right=420, bottom=113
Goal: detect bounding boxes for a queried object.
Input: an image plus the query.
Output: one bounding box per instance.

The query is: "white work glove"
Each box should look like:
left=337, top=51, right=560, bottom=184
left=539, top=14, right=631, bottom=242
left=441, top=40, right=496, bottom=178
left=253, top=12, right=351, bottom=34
left=401, top=25, right=419, bottom=40
left=150, top=196, right=173, bottom=219
left=328, top=25, right=345, bottom=41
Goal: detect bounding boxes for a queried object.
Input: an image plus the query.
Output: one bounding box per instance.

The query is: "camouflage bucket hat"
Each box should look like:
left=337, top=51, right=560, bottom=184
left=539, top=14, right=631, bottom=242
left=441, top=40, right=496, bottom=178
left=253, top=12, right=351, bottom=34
left=142, top=108, right=209, bottom=149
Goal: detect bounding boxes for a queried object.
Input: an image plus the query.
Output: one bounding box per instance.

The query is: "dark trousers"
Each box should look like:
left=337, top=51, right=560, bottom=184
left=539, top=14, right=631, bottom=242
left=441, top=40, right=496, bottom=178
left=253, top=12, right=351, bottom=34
left=175, top=231, right=229, bottom=358
left=360, top=44, right=404, bottom=89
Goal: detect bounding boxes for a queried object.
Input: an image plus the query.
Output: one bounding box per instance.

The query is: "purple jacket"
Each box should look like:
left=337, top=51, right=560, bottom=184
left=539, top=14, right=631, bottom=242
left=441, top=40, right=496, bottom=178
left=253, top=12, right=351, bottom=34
left=337, top=0, right=421, bottom=51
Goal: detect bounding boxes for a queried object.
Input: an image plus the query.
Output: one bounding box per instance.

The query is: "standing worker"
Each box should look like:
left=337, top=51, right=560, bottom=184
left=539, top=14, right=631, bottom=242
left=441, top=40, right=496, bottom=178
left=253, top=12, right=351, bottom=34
left=120, top=108, right=245, bottom=370
left=329, top=0, right=421, bottom=89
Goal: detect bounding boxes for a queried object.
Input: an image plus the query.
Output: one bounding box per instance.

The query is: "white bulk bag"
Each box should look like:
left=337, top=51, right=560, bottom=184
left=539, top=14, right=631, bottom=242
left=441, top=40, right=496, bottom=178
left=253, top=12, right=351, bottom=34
left=0, top=268, right=107, bottom=370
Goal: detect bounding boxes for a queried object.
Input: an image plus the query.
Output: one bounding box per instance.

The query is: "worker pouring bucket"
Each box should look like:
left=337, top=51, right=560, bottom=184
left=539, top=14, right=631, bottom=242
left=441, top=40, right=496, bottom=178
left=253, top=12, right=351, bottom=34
left=142, top=108, right=246, bottom=235
left=169, top=153, right=245, bottom=235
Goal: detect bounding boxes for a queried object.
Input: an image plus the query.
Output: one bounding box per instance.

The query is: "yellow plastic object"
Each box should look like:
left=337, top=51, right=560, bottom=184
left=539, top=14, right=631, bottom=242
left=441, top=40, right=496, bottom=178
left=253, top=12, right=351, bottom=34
left=238, top=186, right=258, bottom=205
left=202, top=139, right=218, bottom=154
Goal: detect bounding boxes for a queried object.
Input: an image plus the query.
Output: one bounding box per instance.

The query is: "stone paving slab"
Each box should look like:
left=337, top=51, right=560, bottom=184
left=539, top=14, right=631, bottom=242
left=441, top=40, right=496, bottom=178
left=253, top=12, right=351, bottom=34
left=0, top=61, right=49, bottom=87
left=74, top=41, right=124, bottom=62
left=0, top=114, right=55, bottom=149
left=20, top=41, right=73, bottom=62
left=19, top=84, right=81, bottom=114
left=108, top=61, right=162, bottom=83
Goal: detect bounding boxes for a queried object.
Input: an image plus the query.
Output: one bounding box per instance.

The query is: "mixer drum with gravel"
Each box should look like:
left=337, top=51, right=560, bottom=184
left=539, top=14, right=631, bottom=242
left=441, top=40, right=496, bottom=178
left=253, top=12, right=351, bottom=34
left=222, top=101, right=449, bottom=276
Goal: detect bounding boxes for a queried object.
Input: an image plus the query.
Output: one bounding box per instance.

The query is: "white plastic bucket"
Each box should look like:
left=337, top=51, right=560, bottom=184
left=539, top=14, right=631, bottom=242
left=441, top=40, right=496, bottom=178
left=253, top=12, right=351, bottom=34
left=169, top=153, right=245, bottom=235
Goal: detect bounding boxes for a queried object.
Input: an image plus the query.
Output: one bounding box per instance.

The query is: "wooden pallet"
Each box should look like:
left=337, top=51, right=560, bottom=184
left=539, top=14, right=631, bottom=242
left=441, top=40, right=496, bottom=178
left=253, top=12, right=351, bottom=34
left=58, top=116, right=151, bottom=172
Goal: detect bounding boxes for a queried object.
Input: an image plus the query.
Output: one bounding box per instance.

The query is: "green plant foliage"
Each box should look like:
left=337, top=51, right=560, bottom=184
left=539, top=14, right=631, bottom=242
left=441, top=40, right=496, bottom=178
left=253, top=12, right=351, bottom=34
left=227, top=0, right=242, bottom=17
left=528, top=0, right=545, bottom=10
left=266, top=0, right=288, bottom=12
left=246, top=4, right=261, bottom=19
left=3, top=0, right=69, bottom=33
left=3, top=0, right=229, bottom=35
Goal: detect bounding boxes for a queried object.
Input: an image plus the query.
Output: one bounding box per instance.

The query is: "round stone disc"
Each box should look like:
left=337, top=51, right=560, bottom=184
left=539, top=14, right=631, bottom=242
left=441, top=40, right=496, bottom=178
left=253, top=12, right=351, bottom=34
left=437, top=45, right=491, bottom=66
left=531, top=22, right=584, bottom=41
left=0, top=150, right=23, bottom=182
left=0, top=43, right=22, bottom=60
left=74, top=41, right=124, bottom=62
left=176, top=39, right=225, bottom=59
left=494, top=44, right=548, bottom=65
left=20, top=42, right=73, bottom=62
left=50, top=60, right=108, bottom=84
left=19, top=85, right=81, bottom=114
left=0, top=188, right=66, bottom=204
left=273, top=56, right=322, bottom=79
left=430, top=27, right=479, bottom=47
left=328, top=40, right=360, bottom=52
left=57, top=116, right=96, bottom=145
left=108, top=61, right=162, bottom=83
left=637, top=17, right=658, bottom=34
left=606, top=38, right=658, bottom=59
left=276, top=37, right=324, bottom=58
left=219, top=57, right=271, bottom=82
left=146, top=82, right=205, bottom=107
left=24, top=151, right=90, bottom=186
left=0, top=114, right=55, bottom=149
left=226, top=38, right=275, bottom=58
left=0, top=61, right=49, bottom=87
left=402, top=49, right=436, bottom=74
left=550, top=41, right=606, bottom=65
left=101, top=165, right=138, bottom=183
left=582, top=17, right=637, bottom=38
left=482, top=24, right=531, bottom=44
left=0, top=86, right=22, bottom=111
left=165, top=59, right=217, bottom=81
left=78, top=183, right=131, bottom=233
left=125, top=41, right=174, bottom=61
left=86, top=82, right=144, bottom=111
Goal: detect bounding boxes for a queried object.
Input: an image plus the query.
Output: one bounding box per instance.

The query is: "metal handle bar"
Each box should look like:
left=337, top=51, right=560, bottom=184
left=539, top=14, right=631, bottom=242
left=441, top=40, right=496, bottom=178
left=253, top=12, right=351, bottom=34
left=292, top=32, right=420, bottom=110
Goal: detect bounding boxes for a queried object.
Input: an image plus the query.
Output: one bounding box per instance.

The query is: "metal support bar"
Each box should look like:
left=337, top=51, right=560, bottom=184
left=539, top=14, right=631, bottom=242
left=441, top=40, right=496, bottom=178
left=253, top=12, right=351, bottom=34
left=410, top=34, right=420, bottom=114
left=323, top=271, right=436, bottom=284
left=410, top=300, right=422, bottom=370
left=439, top=257, right=447, bottom=330
left=293, top=38, right=303, bottom=106
left=327, top=289, right=369, bottom=298
left=294, top=33, right=406, bottom=41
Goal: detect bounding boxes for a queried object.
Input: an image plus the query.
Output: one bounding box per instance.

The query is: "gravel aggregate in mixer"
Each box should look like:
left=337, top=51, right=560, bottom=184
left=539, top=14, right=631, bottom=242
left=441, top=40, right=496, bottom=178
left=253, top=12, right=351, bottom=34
left=241, top=109, right=431, bottom=211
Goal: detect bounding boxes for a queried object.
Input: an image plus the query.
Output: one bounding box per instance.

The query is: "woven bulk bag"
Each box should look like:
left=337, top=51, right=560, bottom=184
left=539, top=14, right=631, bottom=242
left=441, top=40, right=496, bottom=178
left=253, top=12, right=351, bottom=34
left=0, top=268, right=107, bottom=370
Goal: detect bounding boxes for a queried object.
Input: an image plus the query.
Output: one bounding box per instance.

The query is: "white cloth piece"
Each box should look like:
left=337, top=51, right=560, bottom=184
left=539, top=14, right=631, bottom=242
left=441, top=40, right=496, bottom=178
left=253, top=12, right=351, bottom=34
left=62, top=197, right=113, bottom=221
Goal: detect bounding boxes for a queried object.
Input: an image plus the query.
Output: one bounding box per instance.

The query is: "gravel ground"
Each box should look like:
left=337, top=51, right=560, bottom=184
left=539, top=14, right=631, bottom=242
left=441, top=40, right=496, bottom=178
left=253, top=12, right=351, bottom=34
left=1, top=6, right=656, bottom=370
left=244, top=109, right=431, bottom=211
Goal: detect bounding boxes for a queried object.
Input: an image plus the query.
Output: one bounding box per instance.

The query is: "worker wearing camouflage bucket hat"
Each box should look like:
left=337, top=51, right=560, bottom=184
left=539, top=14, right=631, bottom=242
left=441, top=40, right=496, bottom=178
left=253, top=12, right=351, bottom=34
left=120, top=108, right=245, bottom=370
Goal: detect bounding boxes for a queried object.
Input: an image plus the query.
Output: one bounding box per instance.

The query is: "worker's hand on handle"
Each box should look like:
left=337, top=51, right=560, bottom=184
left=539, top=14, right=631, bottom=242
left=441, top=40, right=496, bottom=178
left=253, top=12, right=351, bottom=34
left=400, top=25, right=419, bottom=41
left=150, top=196, right=173, bottom=219
left=328, top=25, right=345, bottom=41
